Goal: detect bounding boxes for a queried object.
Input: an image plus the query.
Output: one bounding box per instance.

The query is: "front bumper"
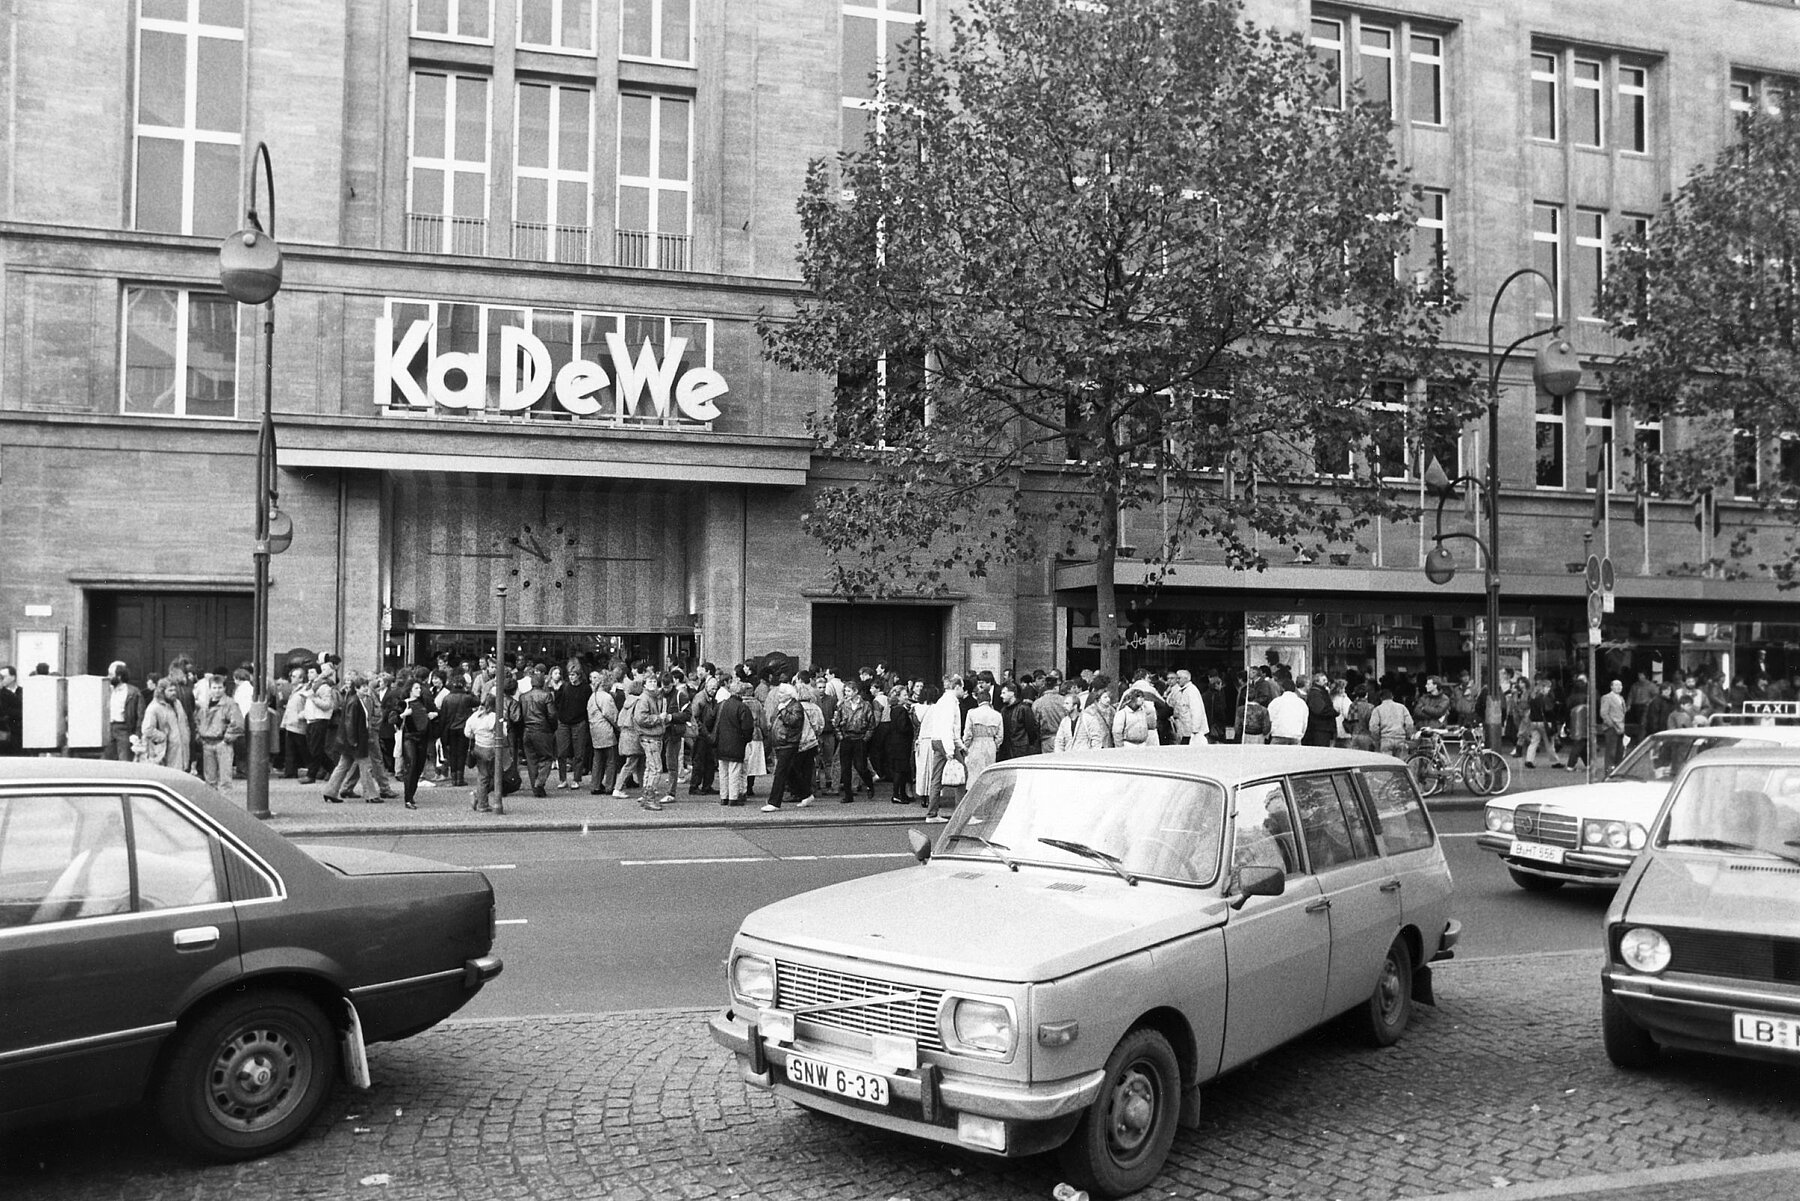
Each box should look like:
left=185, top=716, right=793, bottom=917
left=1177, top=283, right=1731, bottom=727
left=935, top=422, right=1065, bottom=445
left=708, top=1007, right=1102, bottom=1157
left=1476, top=833, right=1634, bottom=883
left=1605, top=967, right=1800, bottom=1065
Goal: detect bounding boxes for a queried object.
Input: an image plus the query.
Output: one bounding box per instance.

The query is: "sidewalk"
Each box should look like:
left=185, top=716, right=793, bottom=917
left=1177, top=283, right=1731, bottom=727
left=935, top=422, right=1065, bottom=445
left=247, top=748, right=1584, bottom=836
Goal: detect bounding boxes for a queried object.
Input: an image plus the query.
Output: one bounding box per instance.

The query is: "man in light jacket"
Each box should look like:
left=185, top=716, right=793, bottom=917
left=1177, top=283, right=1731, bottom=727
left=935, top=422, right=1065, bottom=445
left=1169, top=670, right=1207, bottom=744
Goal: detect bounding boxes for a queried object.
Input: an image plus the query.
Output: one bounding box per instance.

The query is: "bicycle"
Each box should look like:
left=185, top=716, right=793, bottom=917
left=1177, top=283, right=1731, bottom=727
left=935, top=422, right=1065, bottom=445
left=1406, top=725, right=1511, bottom=797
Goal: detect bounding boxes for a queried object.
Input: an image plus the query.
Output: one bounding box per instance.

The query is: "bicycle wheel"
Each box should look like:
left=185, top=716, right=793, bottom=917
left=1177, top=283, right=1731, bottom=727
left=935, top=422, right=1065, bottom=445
left=1407, top=753, right=1447, bottom=797
left=1462, top=749, right=1512, bottom=796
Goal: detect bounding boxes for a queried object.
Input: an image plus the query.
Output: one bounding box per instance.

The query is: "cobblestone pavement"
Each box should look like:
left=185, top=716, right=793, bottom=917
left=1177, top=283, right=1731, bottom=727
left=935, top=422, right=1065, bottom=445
left=4, top=950, right=1797, bottom=1201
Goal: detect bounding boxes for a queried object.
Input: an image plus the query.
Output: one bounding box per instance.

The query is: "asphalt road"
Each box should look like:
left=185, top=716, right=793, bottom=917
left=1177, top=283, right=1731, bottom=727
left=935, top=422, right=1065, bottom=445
left=300, top=807, right=1613, bottom=1018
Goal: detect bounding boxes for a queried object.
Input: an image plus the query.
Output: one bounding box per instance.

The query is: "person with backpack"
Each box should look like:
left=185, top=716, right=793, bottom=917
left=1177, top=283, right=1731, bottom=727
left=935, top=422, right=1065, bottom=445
left=834, top=675, right=878, bottom=800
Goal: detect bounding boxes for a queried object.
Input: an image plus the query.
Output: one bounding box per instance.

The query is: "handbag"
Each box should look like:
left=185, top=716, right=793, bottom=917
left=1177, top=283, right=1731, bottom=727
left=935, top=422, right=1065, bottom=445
left=941, top=756, right=967, bottom=787
left=743, top=738, right=768, bottom=777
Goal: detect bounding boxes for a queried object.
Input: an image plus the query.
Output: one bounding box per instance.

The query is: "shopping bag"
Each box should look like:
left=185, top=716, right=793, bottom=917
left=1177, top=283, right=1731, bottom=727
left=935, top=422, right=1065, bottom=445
left=743, top=738, right=767, bottom=777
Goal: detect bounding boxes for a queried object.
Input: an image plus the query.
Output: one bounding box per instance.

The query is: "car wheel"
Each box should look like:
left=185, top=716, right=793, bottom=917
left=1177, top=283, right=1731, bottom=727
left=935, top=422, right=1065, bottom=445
left=1360, top=937, right=1414, bottom=1048
left=1058, top=1028, right=1180, bottom=1199
left=1602, top=987, right=1659, bottom=1069
left=155, top=989, right=337, bottom=1161
left=1406, top=754, right=1445, bottom=797
left=1507, top=866, right=1565, bottom=892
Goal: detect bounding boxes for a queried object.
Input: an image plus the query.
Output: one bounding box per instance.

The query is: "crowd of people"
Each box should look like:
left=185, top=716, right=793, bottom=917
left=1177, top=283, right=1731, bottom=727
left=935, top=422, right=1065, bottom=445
left=9, top=648, right=1775, bottom=813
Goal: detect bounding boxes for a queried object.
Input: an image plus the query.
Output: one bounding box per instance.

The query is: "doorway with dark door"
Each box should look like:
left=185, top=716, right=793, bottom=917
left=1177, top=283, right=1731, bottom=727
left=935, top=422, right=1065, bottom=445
left=810, top=604, right=947, bottom=683
left=87, top=591, right=254, bottom=679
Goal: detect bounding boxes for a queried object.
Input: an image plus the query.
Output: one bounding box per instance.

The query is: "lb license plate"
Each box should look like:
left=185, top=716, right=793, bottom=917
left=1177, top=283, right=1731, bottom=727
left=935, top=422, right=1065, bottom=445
left=786, top=1054, right=891, bottom=1106
left=1509, top=840, right=1564, bottom=865
left=1734, top=1013, right=1800, bottom=1052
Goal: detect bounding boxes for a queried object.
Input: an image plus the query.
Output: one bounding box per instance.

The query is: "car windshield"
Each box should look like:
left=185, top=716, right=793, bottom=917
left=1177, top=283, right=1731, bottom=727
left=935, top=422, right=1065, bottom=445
left=941, top=767, right=1226, bottom=886
left=1656, top=763, right=1800, bottom=860
left=1611, top=734, right=1775, bottom=783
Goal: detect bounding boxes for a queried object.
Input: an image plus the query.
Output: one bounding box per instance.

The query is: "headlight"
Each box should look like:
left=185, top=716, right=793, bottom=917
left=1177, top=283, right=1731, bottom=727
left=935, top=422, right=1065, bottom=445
left=1583, top=820, right=1645, bottom=851
left=1619, top=927, right=1672, bottom=973
left=949, top=998, right=1015, bottom=1056
left=731, top=952, right=776, bottom=1005
left=1485, top=807, right=1514, bottom=834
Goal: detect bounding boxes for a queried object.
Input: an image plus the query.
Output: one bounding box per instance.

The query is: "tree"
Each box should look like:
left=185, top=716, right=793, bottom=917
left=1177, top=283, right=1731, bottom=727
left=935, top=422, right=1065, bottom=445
left=762, top=0, right=1477, bottom=678
left=1602, top=103, right=1800, bottom=580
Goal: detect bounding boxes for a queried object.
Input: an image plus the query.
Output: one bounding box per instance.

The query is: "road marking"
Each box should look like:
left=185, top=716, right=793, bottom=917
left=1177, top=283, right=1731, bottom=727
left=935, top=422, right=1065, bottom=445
left=622, top=852, right=914, bottom=866
left=496, top=918, right=530, bottom=926
left=474, top=863, right=517, bottom=870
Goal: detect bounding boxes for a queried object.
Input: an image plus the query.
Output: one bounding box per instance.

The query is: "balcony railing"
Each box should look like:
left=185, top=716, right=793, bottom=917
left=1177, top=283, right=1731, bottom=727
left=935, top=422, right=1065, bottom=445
left=614, top=229, right=692, bottom=271
left=407, top=212, right=488, bottom=256
left=512, top=221, right=594, bottom=265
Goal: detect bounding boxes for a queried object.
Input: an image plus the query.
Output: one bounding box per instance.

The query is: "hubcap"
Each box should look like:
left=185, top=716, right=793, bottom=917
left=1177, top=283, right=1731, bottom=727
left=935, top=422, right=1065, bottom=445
left=206, top=1023, right=310, bottom=1132
left=1106, top=1064, right=1160, bottom=1159
left=1378, top=953, right=1404, bottom=1023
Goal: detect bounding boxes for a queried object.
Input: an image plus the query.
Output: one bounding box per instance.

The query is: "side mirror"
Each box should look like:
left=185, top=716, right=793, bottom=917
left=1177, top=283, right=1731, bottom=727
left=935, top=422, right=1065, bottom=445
left=1229, top=864, right=1285, bottom=909
left=908, top=828, right=932, bottom=863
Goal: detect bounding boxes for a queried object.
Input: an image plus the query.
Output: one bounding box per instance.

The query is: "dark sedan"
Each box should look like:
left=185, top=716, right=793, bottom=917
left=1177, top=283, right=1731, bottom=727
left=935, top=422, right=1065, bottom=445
left=0, top=759, right=502, bottom=1160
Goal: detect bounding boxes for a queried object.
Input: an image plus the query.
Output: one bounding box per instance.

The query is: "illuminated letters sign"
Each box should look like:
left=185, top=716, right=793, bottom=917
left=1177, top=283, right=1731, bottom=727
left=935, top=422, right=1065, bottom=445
left=374, top=306, right=728, bottom=425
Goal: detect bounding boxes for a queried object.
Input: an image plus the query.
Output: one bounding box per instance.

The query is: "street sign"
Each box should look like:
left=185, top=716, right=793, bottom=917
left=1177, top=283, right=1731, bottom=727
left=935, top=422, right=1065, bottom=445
left=1602, top=591, right=1616, bottom=614
left=1587, top=590, right=1604, bottom=629
left=1585, top=555, right=1602, bottom=592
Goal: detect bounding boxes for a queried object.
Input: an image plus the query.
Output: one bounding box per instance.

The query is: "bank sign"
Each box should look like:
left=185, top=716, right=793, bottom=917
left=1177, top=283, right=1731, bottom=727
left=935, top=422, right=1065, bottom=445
left=374, top=302, right=727, bottom=425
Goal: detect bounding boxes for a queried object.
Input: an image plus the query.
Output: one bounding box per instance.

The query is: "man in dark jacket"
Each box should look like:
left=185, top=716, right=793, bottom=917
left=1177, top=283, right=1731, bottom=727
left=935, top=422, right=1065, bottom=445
left=689, top=676, right=720, bottom=796
left=519, top=671, right=558, bottom=798
left=104, top=661, right=146, bottom=761
left=1303, top=672, right=1338, bottom=747
left=0, top=665, right=21, bottom=756
left=712, top=678, right=757, bottom=806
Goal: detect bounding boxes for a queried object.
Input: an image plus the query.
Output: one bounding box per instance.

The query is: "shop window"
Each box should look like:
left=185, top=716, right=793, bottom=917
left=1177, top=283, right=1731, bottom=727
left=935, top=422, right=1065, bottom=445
left=519, top=0, right=594, bottom=54
left=514, top=82, right=594, bottom=264
left=121, top=287, right=238, bottom=419
left=616, top=92, right=692, bottom=269
left=132, top=0, right=242, bottom=238
left=622, top=0, right=693, bottom=64
left=1532, top=203, right=1560, bottom=320
left=408, top=72, right=491, bottom=255
left=1534, top=393, right=1565, bottom=489
left=413, top=0, right=492, bottom=42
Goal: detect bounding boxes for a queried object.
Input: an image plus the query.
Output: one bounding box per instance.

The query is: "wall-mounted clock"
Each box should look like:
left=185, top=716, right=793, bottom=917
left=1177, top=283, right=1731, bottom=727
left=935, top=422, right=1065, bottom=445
left=499, top=521, right=580, bottom=592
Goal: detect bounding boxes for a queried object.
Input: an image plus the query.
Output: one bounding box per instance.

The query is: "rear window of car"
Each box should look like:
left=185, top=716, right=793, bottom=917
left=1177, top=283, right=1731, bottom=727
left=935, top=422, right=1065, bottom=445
left=1360, top=767, right=1434, bottom=854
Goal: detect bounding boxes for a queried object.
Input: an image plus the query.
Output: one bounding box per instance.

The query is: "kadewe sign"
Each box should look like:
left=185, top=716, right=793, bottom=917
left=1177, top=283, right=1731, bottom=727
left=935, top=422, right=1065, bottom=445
left=374, top=303, right=727, bottom=424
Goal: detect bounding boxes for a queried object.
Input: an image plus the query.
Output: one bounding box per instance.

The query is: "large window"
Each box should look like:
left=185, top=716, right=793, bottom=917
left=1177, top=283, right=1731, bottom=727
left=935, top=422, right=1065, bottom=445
left=1574, top=208, right=1606, bottom=323
left=408, top=72, right=491, bottom=255
left=1410, top=188, right=1447, bottom=285
left=616, top=93, right=692, bottom=270
left=1618, top=65, right=1649, bottom=153
left=1632, top=409, right=1662, bottom=497
left=1531, top=52, right=1558, bottom=141
left=1532, top=203, right=1561, bottom=319
left=1533, top=46, right=1657, bottom=152
left=1572, top=57, right=1603, bottom=148
left=843, top=0, right=925, bottom=154
left=132, top=0, right=243, bottom=238
left=518, top=0, right=594, bottom=54
left=413, top=0, right=492, bottom=42
left=122, top=287, right=239, bottom=418
left=1731, top=69, right=1792, bottom=119
left=514, top=83, right=593, bottom=263
left=621, top=0, right=692, bottom=64
left=1584, top=396, right=1615, bottom=495
left=1535, top=393, right=1565, bottom=489
left=1310, top=11, right=1448, bottom=125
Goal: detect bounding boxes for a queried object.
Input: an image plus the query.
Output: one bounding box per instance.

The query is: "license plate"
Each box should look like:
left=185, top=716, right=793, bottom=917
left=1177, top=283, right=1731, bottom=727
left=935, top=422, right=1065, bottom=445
left=1734, top=1013, right=1800, bottom=1052
left=1510, top=840, right=1564, bottom=865
left=786, top=1054, right=891, bottom=1106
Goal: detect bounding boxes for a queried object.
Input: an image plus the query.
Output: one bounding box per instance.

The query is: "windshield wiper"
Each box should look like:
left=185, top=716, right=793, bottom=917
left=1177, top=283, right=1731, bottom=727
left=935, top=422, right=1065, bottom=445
left=1038, top=837, right=1136, bottom=886
left=1665, top=838, right=1800, bottom=866
left=944, top=832, right=1018, bottom=871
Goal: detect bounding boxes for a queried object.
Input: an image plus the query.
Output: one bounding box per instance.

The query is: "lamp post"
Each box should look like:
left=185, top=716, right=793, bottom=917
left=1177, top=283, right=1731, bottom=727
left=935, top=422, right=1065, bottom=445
left=494, top=583, right=510, bottom=805
left=218, top=141, right=285, bottom=820
left=1425, top=268, right=1581, bottom=751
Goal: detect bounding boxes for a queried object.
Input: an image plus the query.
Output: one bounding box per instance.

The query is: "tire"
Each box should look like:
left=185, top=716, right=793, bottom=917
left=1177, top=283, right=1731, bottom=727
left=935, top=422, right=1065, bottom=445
left=1360, top=937, right=1415, bottom=1047
left=1462, top=749, right=1512, bottom=796
left=1407, top=754, right=1445, bottom=797
left=155, top=989, right=338, bottom=1161
left=1058, top=1028, right=1181, bottom=1199
left=1602, top=986, right=1659, bottom=1069
left=1507, top=866, right=1565, bottom=892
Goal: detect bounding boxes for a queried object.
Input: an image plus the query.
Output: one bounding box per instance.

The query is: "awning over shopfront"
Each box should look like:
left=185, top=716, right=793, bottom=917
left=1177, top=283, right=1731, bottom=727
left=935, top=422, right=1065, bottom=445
left=277, top=445, right=808, bottom=486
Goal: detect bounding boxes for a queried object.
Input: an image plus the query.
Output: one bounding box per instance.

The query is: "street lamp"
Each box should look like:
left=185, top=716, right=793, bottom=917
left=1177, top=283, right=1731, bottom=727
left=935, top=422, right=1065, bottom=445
left=1424, top=268, right=1581, bottom=751
left=218, top=141, right=285, bottom=820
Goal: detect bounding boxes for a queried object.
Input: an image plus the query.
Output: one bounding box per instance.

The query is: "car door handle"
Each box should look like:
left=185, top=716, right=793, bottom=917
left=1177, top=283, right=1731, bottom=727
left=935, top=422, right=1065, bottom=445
left=1304, top=899, right=1332, bottom=914
left=1380, top=880, right=1403, bottom=893
left=173, top=926, right=220, bottom=950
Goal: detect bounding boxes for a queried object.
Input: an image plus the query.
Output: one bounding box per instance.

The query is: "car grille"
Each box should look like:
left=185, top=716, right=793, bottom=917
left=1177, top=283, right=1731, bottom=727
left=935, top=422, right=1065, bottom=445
left=1512, top=805, right=1578, bottom=848
left=775, top=961, right=946, bottom=1051
left=1667, top=929, right=1800, bottom=985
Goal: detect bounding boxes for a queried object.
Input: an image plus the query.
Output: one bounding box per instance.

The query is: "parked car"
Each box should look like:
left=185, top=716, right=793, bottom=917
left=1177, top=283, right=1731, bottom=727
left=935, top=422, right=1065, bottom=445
left=1602, top=747, right=1800, bottom=1069
left=1476, top=724, right=1800, bottom=891
left=710, top=747, right=1459, bottom=1197
left=0, top=759, right=503, bottom=1160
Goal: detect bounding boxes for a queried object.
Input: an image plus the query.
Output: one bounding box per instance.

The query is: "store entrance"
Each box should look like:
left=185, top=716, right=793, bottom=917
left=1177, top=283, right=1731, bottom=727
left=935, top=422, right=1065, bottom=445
left=401, top=630, right=697, bottom=675
left=87, top=590, right=253, bottom=679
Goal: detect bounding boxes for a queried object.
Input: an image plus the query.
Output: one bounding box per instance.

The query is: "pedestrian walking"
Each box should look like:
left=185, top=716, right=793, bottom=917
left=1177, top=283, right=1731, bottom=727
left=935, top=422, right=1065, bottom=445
left=398, top=679, right=439, bottom=809
left=195, top=673, right=245, bottom=792
left=519, top=671, right=557, bottom=797
left=635, top=675, right=673, bottom=812
left=138, top=675, right=193, bottom=772
left=464, top=693, right=502, bottom=813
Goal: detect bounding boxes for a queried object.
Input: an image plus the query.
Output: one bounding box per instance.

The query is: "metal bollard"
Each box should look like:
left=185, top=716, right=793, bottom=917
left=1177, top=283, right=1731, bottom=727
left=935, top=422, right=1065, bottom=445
left=246, top=700, right=273, bottom=819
